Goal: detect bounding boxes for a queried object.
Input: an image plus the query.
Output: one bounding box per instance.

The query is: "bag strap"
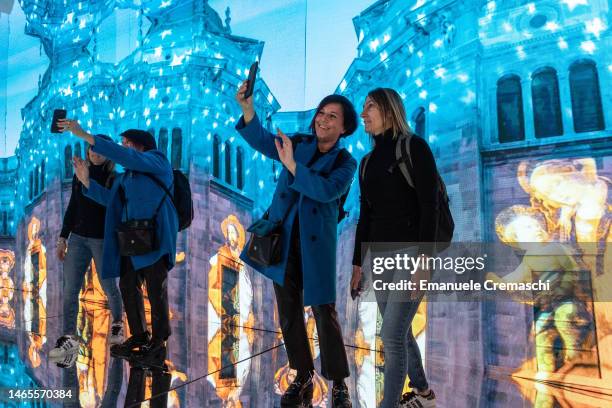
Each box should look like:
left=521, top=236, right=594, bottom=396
left=393, top=134, right=415, bottom=188
left=142, top=172, right=176, bottom=213
left=121, top=171, right=173, bottom=220
left=118, top=179, right=128, bottom=220
left=332, top=149, right=351, bottom=222
left=359, top=152, right=372, bottom=184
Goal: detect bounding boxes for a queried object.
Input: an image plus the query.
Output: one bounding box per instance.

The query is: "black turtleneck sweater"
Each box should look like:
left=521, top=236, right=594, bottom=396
left=60, top=164, right=115, bottom=239
left=352, top=131, right=439, bottom=266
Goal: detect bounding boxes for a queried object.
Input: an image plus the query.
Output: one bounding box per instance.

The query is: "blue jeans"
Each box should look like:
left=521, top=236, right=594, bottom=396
left=62, top=233, right=123, bottom=335
left=374, top=248, right=429, bottom=407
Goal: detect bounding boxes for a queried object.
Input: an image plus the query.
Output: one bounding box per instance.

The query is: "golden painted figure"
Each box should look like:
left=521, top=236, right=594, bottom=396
left=74, top=262, right=113, bottom=407
left=517, top=158, right=610, bottom=275
left=490, top=204, right=600, bottom=408
left=0, top=249, right=16, bottom=329
left=490, top=205, right=595, bottom=372
left=22, top=217, right=47, bottom=368
left=207, top=214, right=254, bottom=406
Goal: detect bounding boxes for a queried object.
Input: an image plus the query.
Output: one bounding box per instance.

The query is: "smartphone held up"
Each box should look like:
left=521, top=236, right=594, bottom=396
left=50, top=109, right=67, bottom=133
left=243, top=61, right=259, bottom=99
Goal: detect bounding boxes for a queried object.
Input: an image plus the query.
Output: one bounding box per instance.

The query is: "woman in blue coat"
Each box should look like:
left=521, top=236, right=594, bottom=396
left=235, top=81, right=357, bottom=408
left=59, top=120, right=178, bottom=367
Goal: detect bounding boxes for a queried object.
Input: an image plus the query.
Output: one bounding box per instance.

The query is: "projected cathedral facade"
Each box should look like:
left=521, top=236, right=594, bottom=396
left=0, top=0, right=610, bottom=407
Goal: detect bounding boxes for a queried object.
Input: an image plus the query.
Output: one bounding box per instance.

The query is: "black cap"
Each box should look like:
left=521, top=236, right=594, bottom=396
left=120, top=129, right=156, bottom=151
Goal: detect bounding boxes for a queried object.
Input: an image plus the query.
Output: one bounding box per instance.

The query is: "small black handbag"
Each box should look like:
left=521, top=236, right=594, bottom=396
left=116, top=218, right=158, bottom=256
left=246, top=200, right=295, bottom=267
left=245, top=212, right=283, bottom=266
left=116, top=177, right=169, bottom=256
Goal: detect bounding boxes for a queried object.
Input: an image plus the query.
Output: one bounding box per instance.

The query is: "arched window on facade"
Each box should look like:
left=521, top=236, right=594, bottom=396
left=158, top=128, right=169, bottom=158
left=224, top=141, right=232, bottom=185
left=40, top=160, right=45, bottom=191
left=236, top=147, right=244, bottom=190
left=171, top=128, right=183, bottom=169
left=213, top=135, right=221, bottom=178
left=28, top=172, right=33, bottom=200
left=74, top=142, right=82, bottom=159
left=412, top=107, right=426, bottom=138
left=532, top=67, right=563, bottom=138
left=497, top=75, right=525, bottom=143
left=34, top=165, right=39, bottom=197
left=64, top=145, right=73, bottom=179
left=570, top=60, right=605, bottom=133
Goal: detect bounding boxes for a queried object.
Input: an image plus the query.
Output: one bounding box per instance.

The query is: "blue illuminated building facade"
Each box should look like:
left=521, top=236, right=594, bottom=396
left=0, top=0, right=610, bottom=407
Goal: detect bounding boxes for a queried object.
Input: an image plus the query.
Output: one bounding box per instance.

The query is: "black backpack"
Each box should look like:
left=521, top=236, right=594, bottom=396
left=144, top=170, right=194, bottom=231
left=291, top=135, right=351, bottom=224
left=359, top=133, right=454, bottom=251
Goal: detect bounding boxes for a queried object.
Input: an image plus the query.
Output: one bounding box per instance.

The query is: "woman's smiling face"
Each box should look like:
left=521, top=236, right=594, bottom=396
left=314, top=103, right=346, bottom=142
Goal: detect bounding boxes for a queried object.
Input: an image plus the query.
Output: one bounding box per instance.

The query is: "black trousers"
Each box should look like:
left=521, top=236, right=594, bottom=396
left=273, top=223, right=350, bottom=381
left=120, top=257, right=171, bottom=341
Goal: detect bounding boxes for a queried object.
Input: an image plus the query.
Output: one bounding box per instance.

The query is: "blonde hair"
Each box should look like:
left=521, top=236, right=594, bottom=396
left=366, top=88, right=412, bottom=140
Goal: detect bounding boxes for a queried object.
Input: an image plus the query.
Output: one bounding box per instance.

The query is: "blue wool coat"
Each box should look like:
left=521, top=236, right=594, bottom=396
left=83, top=134, right=179, bottom=279
left=236, top=114, right=357, bottom=306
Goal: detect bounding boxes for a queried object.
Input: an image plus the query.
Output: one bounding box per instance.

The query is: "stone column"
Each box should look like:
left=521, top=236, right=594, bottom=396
left=521, top=77, right=535, bottom=141
left=557, top=71, right=574, bottom=136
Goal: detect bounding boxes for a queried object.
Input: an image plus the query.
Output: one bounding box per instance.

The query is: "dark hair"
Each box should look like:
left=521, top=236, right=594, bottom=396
left=120, top=129, right=156, bottom=151
left=309, top=94, right=358, bottom=138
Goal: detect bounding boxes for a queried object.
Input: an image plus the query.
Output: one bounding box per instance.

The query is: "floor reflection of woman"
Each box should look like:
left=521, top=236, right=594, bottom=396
left=50, top=138, right=124, bottom=368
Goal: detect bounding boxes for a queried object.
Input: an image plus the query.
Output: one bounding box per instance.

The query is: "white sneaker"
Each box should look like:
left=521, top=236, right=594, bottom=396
left=49, top=335, right=79, bottom=365
left=109, top=322, right=124, bottom=345
left=399, top=390, right=436, bottom=408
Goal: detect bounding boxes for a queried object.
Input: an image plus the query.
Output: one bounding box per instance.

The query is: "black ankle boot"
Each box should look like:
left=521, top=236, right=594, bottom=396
left=134, top=338, right=167, bottom=367
left=332, top=381, right=352, bottom=408
left=281, top=371, right=314, bottom=407
left=110, top=331, right=151, bottom=359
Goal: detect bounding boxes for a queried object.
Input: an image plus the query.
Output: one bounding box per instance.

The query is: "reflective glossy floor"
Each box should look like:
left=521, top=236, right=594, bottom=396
left=2, top=293, right=611, bottom=408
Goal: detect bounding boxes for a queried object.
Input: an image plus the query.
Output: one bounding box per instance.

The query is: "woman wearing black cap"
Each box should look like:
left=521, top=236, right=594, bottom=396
left=58, top=119, right=179, bottom=367
left=50, top=138, right=123, bottom=368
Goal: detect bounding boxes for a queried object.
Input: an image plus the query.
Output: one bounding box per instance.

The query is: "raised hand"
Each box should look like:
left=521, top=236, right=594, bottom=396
left=274, top=128, right=296, bottom=175
left=235, top=80, right=255, bottom=124
left=57, top=118, right=87, bottom=138
left=72, top=156, right=90, bottom=188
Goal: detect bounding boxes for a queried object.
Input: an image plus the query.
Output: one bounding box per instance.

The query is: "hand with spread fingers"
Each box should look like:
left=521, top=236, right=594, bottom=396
left=274, top=128, right=297, bottom=175
left=72, top=156, right=90, bottom=188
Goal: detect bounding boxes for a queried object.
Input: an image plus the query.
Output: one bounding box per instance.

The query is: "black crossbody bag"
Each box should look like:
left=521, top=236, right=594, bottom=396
left=245, top=204, right=293, bottom=267
left=116, top=174, right=170, bottom=256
